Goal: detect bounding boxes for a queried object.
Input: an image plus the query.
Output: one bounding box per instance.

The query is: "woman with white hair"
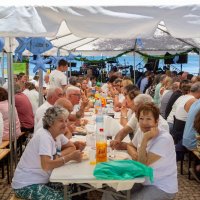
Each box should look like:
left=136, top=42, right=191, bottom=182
left=12, top=106, right=82, bottom=200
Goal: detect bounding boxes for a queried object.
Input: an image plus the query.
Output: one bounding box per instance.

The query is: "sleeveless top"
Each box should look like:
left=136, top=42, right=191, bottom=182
left=175, top=94, right=195, bottom=122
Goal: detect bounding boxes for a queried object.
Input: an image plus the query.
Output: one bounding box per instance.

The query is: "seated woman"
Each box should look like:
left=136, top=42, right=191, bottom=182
left=127, top=102, right=178, bottom=200
left=0, top=87, right=21, bottom=140
left=104, top=103, right=177, bottom=200
left=0, top=112, right=3, bottom=144
left=12, top=106, right=83, bottom=200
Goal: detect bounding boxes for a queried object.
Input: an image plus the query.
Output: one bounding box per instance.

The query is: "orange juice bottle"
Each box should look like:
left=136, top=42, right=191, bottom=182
left=101, top=93, right=107, bottom=107
left=96, top=128, right=107, bottom=163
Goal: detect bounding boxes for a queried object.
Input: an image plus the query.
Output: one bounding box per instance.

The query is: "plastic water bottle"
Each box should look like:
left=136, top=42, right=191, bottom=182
left=94, top=98, right=102, bottom=114
left=96, top=112, right=104, bottom=134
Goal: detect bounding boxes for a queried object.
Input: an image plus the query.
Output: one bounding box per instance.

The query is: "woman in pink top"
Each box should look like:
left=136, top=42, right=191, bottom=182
left=0, top=87, right=21, bottom=140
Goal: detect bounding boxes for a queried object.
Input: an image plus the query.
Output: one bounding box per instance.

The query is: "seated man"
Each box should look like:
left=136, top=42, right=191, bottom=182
left=64, top=86, right=89, bottom=122
left=34, top=87, right=63, bottom=127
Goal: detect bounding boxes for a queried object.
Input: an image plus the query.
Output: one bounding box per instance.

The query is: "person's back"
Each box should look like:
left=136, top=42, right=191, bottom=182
left=0, top=87, right=21, bottom=140
left=49, top=69, right=66, bottom=88
left=15, top=92, right=34, bottom=131
left=23, top=88, right=39, bottom=116
left=49, top=59, right=68, bottom=89
left=183, top=99, right=200, bottom=150
left=0, top=112, right=3, bottom=144
left=165, top=90, right=182, bottom=119
left=160, top=90, right=173, bottom=119
left=34, top=101, right=52, bottom=126
left=0, top=100, right=21, bottom=140
left=174, top=94, right=195, bottom=122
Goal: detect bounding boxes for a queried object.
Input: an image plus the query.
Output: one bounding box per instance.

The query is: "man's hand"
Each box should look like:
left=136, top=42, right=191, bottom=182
left=110, top=139, right=122, bottom=150
left=81, top=97, right=89, bottom=109
left=127, top=144, right=138, bottom=160
left=74, top=141, right=86, bottom=151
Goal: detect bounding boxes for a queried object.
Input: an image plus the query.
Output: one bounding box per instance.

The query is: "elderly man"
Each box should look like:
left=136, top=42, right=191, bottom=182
left=14, top=83, right=34, bottom=133
left=65, top=86, right=89, bottom=121
left=35, top=98, right=86, bottom=151
left=110, top=94, right=169, bottom=150
left=34, top=87, right=63, bottom=126
left=34, top=98, right=73, bottom=133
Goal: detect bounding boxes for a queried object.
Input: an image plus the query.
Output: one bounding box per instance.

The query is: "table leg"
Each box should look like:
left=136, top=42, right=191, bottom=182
left=127, top=189, right=131, bottom=200
left=64, top=185, right=68, bottom=200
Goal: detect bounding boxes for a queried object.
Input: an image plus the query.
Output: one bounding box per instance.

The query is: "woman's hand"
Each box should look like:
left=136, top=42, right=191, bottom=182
left=73, top=141, right=86, bottom=151
left=121, top=105, right=128, bottom=116
left=144, top=127, right=159, bottom=141
left=69, top=150, right=83, bottom=162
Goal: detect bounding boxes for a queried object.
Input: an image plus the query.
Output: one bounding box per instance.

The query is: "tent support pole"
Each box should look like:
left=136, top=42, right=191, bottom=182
left=133, top=50, right=136, bottom=84
left=7, top=37, right=17, bottom=180
left=199, top=50, right=200, bottom=75
left=1, top=51, right=5, bottom=84
left=69, top=62, right=71, bottom=78
left=38, top=69, right=43, bottom=106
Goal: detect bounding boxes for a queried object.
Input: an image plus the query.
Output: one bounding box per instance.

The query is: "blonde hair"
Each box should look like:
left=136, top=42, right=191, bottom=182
left=122, top=79, right=133, bottom=88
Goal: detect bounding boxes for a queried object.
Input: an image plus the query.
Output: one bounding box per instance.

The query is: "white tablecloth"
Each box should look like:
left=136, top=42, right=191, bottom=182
left=50, top=159, right=145, bottom=191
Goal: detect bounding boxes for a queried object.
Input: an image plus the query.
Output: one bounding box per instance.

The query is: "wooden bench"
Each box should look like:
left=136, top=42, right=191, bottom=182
left=17, top=132, right=29, bottom=156
left=0, top=148, right=10, bottom=183
left=0, top=141, right=10, bottom=149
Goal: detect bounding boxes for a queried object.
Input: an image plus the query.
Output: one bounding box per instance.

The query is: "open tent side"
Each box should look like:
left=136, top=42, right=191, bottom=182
left=1, top=4, right=200, bottom=179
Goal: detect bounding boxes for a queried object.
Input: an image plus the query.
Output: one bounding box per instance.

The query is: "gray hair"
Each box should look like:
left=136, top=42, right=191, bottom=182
left=46, top=87, right=61, bottom=100
left=64, top=86, right=80, bottom=97
left=134, top=94, right=153, bottom=106
left=69, top=76, right=78, bottom=86
left=14, top=83, right=22, bottom=94
left=43, top=106, right=69, bottom=129
left=190, top=82, right=200, bottom=93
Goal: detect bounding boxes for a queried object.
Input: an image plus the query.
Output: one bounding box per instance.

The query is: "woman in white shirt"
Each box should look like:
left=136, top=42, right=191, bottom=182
left=127, top=102, right=178, bottom=200
left=12, top=106, right=82, bottom=200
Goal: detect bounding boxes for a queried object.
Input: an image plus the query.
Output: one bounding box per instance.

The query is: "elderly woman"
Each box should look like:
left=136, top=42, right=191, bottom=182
left=12, top=106, right=82, bottom=200
left=127, top=102, right=178, bottom=200
left=0, top=87, right=21, bottom=140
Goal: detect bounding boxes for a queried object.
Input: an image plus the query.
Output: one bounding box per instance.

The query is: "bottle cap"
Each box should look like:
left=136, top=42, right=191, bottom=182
left=99, top=128, right=104, bottom=132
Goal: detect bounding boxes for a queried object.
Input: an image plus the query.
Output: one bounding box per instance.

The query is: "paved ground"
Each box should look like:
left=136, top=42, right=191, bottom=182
left=0, top=161, right=199, bottom=200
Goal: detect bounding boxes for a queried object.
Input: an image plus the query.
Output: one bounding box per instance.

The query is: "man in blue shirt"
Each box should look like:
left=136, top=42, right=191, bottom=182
left=183, top=99, right=200, bottom=150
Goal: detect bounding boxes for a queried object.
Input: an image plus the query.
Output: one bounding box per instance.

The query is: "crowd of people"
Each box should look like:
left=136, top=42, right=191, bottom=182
left=0, top=59, right=200, bottom=199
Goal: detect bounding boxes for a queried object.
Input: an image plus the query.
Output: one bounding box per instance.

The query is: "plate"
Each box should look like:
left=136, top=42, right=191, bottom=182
left=75, top=127, right=87, bottom=134
left=108, top=152, right=130, bottom=161
left=82, top=152, right=89, bottom=160
left=84, top=112, right=93, bottom=116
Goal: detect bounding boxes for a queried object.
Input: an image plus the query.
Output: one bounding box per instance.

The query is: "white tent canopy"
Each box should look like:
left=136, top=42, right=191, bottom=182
left=2, top=5, right=200, bottom=56
left=1, top=4, right=200, bottom=38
